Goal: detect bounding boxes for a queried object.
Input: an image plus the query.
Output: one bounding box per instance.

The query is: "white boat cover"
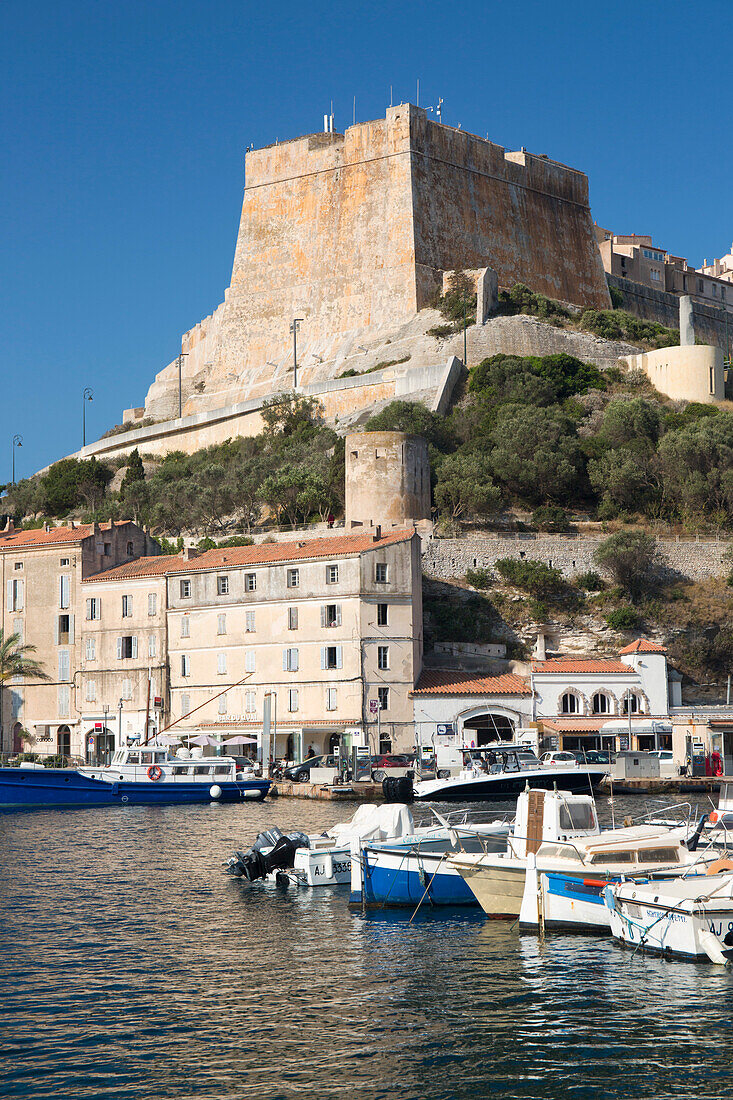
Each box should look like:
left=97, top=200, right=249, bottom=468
left=327, top=803, right=414, bottom=845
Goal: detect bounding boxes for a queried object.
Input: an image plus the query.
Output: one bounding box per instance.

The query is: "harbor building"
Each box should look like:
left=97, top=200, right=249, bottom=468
left=412, top=640, right=682, bottom=760
left=0, top=521, right=158, bottom=758
left=80, top=530, right=423, bottom=759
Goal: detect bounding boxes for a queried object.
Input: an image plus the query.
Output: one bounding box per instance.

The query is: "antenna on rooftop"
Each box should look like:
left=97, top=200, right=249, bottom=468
left=390, top=84, right=393, bottom=107
left=416, top=78, right=420, bottom=107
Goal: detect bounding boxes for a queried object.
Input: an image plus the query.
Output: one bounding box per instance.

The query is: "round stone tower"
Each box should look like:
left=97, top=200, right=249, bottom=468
left=345, top=431, right=431, bottom=531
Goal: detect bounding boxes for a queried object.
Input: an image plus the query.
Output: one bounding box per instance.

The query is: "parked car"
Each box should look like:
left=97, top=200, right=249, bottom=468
left=370, top=754, right=414, bottom=781
left=283, top=754, right=339, bottom=783
left=577, top=749, right=612, bottom=765
left=540, top=751, right=578, bottom=766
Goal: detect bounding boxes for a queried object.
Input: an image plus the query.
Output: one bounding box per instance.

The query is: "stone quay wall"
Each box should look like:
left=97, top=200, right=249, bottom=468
left=608, top=275, right=731, bottom=353
left=423, top=533, right=732, bottom=583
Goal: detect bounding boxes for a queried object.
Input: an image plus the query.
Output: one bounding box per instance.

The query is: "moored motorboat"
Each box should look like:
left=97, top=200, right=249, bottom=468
left=0, top=743, right=270, bottom=809
left=604, top=863, right=733, bottom=963
left=412, top=747, right=607, bottom=802
left=350, top=813, right=513, bottom=909
left=451, top=787, right=711, bottom=922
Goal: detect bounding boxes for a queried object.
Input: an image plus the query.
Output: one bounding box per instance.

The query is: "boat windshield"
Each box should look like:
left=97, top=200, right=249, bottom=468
left=559, top=804, right=596, bottom=831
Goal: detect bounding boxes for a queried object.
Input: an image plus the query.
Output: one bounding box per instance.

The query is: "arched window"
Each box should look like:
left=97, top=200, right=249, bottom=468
left=622, top=692, right=642, bottom=715
left=561, top=692, right=578, bottom=715
left=591, top=691, right=611, bottom=715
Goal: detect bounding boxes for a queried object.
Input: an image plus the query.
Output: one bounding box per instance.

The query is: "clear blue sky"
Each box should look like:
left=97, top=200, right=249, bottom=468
left=2, top=0, right=731, bottom=477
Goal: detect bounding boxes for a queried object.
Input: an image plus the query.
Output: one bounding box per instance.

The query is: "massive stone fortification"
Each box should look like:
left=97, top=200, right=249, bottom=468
left=139, top=104, right=610, bottom=424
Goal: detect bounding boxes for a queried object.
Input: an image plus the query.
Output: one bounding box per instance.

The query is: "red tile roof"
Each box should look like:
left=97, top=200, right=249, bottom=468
left=618, top=639, right=667, bottom=655
left=85, top=530, right=414, bottom=582
left=411, top=670, right=531, bottom=696
left=532, top=659, right=632, bottom=674
left=0, top=521, right=130, bottom=550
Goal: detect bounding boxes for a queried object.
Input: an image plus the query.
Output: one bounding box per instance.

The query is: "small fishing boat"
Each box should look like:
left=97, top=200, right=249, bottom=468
left=604, top=863, right=733, bottom=963
left=350, top=812, right=513, bottom=909
left=226, top=803, right=417, bottom=887
left=0, top=744, right=270, bottom=809
left=412, top=747, right=607, bottom=802
left=451, top=788, right=710, bottom=922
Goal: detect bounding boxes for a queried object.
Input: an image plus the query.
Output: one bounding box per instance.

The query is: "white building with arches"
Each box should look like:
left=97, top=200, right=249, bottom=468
left=412, top=640, right=681, bottom=756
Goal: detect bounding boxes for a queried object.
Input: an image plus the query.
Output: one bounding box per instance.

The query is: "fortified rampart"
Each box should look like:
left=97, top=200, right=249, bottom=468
left=423, top=534, right=732, bottom=584
left=139, top=105, right=610, bottom=425
left=608, top=274, right=731, bottom=353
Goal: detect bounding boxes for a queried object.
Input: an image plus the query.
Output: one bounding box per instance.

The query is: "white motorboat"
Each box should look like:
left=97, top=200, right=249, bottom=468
left=451, top=786, right=711, bottom=921
left=604, top=863, right=733, bottom=963
left=413, top=746, right=607, bottom=802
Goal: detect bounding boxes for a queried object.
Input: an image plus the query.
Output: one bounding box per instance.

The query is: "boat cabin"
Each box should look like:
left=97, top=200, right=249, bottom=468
left=538, top=824, right=688, bottom=869
left=509, top=788, right=600, bottom=858
left=81, top=746, right=239, bottom=783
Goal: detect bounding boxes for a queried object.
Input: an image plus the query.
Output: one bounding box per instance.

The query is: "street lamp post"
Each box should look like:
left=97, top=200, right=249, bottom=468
left=118, top=698, right=123, bottom=748
left=177, top=352, right=188, bottom=419
left=82, top=388, right=93, bottom=448
left=290, top=319, right=303, bottom=389
left=11, top=435, right=22, bottom=486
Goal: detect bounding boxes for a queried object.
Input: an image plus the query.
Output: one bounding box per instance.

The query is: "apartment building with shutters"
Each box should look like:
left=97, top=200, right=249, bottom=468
left=83, top=530, right=423, bottom=758
left=0, top=520, right=158, bottom=757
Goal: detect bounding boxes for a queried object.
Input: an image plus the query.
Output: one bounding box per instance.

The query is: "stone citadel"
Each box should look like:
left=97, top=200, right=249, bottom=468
left=131, top=104, right=609, bottom=428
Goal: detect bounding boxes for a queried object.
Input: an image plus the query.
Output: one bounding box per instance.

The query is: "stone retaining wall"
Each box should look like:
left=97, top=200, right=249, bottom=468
left=423, top=534, right=731, bottom=583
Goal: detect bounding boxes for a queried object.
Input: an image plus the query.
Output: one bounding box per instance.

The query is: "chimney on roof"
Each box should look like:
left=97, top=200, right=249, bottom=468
left=92, top=521, right=100, bottom=537
left=534, top=632, right=547, bottom=661
left=374, top=524, right=382, bottom=542
left=180, top=547, right=198, bottom=561
left=70, top=520, right=75, bottom=530
left=44, top=522, right=51, bottom=533
left=3, top=517, right=14, bottom=533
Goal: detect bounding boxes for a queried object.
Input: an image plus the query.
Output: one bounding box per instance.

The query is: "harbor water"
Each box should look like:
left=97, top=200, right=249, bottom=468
left=1, top=794, right=732, bottom=1099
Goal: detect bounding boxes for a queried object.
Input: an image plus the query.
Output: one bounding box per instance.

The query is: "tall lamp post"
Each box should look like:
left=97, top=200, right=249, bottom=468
left=177, top=352, right=188, bottom=419
left=82, top=388, right=93, bottom=448
left=11, top=435, right=22, bottom=485
left=290, top=319, right=303, bottom=389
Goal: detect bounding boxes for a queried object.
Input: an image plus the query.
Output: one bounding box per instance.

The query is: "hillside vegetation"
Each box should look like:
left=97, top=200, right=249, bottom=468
left=365, top=353, right=733, bottom=531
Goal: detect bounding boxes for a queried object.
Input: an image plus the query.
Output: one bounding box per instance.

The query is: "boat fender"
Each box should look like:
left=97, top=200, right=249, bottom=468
left=209, top=784, right=222, bottom=800
left=147, top=765, right=163, bottom=781
left=382, top=776, right=414, bottom=804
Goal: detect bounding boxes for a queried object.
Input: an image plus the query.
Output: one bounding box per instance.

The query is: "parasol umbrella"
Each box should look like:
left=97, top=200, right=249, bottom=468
left=223, top=735, right=259, bottom=746
left=188, top=734, right=222, bottom=747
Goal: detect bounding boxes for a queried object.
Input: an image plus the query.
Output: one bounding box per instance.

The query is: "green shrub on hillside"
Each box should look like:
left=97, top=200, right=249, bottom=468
left=594, top=529, right=657, bottom=600
left=605, top=606, right=641, bottom=631
left=497, top=283, right=570, bottom=324
left=532, top=504, right=569, bottom=532
left=578, top=309, right=678, bottom=349
left=465, top=568, right=492, bottom=589
left=494, top=558, right=566, bottom=599
left=575, top=570, right=604, bottom=591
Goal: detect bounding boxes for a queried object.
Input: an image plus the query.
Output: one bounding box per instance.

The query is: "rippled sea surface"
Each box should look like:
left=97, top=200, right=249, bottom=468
left=1, top=794, right=732, bottom=1100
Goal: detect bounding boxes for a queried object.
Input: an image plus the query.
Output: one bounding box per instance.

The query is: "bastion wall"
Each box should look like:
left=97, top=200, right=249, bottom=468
left=423, top=534, right=732, bottom=584
left=140, top=105, right=610, bottom=424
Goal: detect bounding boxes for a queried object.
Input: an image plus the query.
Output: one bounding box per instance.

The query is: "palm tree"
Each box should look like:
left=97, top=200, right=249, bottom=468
left=0, top=630, right=51, bottom=755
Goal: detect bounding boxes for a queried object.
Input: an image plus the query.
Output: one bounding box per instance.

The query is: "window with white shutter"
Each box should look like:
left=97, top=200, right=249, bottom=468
left=85, top=679, right=96, bottom=702
left=288, top=689, right=299, bottom=712
left=131, top=636, right=138, bottom=659
left=180, top=693, right=190, bottom=715
left=148, top=635, right=157, bottom=658
left=58, top=685, right=70, bottom=718
left=326, top=687, right=337, bottom=711
left=60, top=575, right=70, bottom=609
left=148, top=593, right=157, bottom=616
left=122, top=679, right=132, bottom=701
left=245, top=650, right=255, bottom=673
left=245, top=611, right=255, bottom=633
left=86, top=638, right=96, bottom=661
left=58, top=650, right=70, bottom=682
left=181, top=655, right=190, bottom=678
left=217, top=614, right=227, bottom=635
left=288, top=607, right=298, bottom=630
left=13, top=618, right=23, bottom=643
left=218, top=695, right=228, bottom=715
left=86, top=597, right=101, bottom=620
left=180, top=617, right=190, bottom=638
left=283, top=648, right=298, bottom=672
left=217, top=653, right=227, bottom=675
left=245, top=690, right=256, bottom=713
left=122, top=595, right=132, bottom=617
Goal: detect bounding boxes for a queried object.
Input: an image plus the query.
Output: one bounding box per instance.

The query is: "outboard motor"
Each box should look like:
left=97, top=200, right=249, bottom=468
left=226, top=827, right=310, bottom=881
left=684, top=813, right=709, bottom=852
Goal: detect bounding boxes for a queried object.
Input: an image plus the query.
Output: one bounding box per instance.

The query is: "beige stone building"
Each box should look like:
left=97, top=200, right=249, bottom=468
left=345, top=431, right=431, bottom=532
left=596, top=227, right=733, bottom=316
left=0, top=521, right=158, bottom=759
left=82, top=530, right=423, bottom=758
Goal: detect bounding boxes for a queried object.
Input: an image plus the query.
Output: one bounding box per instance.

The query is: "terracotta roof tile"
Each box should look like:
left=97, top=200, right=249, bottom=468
left=532, top=659, right=632, bottom=674
left=83, top=555, right=182, bottom=581
left=618, top=638, right=667, bottom=655
left=0, top=521, right=130, bottom=550
left=86, top=530, right=414, bottom=582
left=411, top=670, right=531, bottom=696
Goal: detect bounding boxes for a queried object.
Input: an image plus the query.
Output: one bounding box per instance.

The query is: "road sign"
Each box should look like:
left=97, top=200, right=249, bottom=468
left=87, top=737, right=95, bottom=748
left=369, top=699, right=379, bottom=714
left=437, top=723, right=455, bottom=736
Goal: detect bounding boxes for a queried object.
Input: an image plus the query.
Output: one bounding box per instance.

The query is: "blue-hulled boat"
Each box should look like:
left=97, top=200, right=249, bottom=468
left=0, top=744, right=270, bottom=809
left=351, top=822, right=510, bottom=909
